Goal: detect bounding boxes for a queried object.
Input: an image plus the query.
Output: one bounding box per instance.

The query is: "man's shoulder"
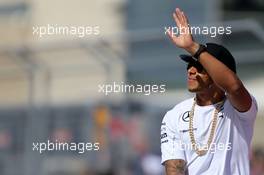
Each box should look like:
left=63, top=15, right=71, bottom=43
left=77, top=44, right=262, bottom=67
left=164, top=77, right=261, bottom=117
left=171, top=97, right=193, bottom=112
left=225, top=94, right=258, bottom=121
left=164, top=98, right=193, bottom=119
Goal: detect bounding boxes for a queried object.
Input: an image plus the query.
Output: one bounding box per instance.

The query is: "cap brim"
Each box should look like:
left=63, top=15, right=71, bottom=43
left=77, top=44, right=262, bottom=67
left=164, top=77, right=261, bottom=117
left=179, top=54, right=196, bottom=63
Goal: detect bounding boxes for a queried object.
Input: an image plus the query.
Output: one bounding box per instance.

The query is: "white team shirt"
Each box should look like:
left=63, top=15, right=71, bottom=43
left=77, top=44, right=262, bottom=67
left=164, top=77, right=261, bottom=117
left=161, top=95, right=258, bottom=175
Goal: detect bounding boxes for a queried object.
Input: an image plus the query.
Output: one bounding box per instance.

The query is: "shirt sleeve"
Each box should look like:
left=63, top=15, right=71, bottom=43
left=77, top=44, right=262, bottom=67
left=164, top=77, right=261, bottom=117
left=160, top=111, right=186, bottom=165
left=234, top=94, right=258, bottom=121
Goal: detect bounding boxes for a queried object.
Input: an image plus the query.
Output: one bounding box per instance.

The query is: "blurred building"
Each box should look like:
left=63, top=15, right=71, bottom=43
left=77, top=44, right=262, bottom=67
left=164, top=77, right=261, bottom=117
left=0, top=0, right=127, bottom=175
left=0, top=0, right=126, bottom=107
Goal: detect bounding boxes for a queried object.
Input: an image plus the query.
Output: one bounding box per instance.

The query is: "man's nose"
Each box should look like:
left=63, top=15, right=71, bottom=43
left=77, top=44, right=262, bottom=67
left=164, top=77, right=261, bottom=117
left=188, top=66, right=197, bottom=75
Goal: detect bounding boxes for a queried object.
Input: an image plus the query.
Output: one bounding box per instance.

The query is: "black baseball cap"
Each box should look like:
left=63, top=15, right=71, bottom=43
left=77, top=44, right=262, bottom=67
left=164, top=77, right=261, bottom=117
left=179, top=43, right=237, bottom=73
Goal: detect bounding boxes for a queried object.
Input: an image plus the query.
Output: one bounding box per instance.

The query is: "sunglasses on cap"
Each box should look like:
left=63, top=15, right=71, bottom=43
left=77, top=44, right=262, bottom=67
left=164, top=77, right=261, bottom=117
left=186, top=62, right=204, bottom=73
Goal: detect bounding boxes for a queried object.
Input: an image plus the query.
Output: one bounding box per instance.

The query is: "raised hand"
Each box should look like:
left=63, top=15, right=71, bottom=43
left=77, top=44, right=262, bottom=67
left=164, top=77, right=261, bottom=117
left=167, top=8, right=198, bottom=53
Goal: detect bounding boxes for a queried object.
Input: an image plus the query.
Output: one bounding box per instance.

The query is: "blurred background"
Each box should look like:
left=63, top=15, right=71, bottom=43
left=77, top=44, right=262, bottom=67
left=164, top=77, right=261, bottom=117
left=0, top=0, right=264, bottom=174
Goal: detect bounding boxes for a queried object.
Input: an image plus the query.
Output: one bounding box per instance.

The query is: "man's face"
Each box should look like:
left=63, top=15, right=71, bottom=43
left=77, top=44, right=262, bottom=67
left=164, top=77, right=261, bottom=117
left=186, top=62, right=213, bottom=92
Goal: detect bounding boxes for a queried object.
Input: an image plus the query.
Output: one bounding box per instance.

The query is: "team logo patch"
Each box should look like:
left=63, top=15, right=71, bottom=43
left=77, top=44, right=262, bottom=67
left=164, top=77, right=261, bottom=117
left=182, top=111, right=190, bottom=122
left=218, top=112, right=224, bottom=118
left=160, top=133, right=167, bottom=139
left=180, top=128, right=197, bottom=133
left=161, top=140, right=168, bottom=144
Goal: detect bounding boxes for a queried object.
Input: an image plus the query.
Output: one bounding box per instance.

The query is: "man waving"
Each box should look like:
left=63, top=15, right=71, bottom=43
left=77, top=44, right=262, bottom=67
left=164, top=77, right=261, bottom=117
left=160, top=8, right=258, bottom=175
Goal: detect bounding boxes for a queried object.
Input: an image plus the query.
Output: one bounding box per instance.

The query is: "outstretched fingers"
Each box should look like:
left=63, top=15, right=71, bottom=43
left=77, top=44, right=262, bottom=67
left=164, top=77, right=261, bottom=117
left=173, top=11, right=181, bottom=29
left=166, top=27, right=179, bottom=44
left=175, top=8, right=188, bottom=27
left=175, top=8, right=184, bottom=24
left=168, top=7, right=194, bottom=48
left=166, top=27, right=175, bottom=41
left=181, top=11, right=189, bottom=27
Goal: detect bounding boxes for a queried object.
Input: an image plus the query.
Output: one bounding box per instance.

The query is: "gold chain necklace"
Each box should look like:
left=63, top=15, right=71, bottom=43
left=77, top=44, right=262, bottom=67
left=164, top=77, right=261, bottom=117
left=189, top=98, right=224, bottom=156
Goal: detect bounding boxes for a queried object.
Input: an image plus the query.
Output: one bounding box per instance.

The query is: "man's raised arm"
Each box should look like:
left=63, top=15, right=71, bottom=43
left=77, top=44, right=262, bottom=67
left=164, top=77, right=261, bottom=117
left=166, top=8, right=252, bottom=112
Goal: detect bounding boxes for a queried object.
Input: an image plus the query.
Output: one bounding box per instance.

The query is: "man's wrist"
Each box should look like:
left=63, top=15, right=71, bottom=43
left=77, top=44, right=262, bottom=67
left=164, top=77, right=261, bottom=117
left=185, top=42, right=199, bottom=56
